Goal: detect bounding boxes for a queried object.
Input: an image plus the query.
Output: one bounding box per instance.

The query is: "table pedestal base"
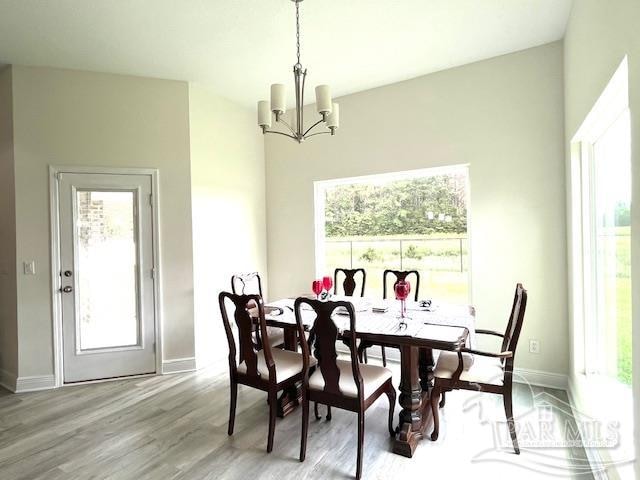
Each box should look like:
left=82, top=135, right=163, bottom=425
left=393, top=391, right=432, bottom=457
left=277, top=385, right=301, bottom=418
left=392, top=345, right=434, bottom=457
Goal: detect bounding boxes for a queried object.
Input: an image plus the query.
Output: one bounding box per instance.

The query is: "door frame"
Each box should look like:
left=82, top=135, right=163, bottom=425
left=49, top=165, right=163, bottom=387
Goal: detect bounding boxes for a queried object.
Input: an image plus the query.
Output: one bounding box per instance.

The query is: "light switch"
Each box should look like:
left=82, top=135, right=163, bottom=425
left=23, top=261, right=36, bottom=275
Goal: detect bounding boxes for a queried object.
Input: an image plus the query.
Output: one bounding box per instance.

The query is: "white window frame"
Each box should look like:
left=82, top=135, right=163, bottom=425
left=570, top=56, right=630, bottom=379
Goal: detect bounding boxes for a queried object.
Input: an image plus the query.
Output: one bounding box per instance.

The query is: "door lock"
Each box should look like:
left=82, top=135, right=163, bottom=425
left=61, top=286, right=73, bottom=293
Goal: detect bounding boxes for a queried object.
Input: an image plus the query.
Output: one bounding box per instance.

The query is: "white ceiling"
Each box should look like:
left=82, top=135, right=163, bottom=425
left=0, top=0, right=572, bottom=107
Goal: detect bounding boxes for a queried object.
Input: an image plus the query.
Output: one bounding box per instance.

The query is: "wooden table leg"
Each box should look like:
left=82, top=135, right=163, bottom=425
left=418, top=347, right=434, bottom=392
left=393, top=345, right=432, bottom=457
left=277, top=328, right=302, bottom=418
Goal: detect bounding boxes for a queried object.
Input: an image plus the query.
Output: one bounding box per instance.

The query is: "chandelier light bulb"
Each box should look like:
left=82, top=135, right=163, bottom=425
left=326, top=103, right=339, bottom=129
left=257, top=101, right=272, bottom=128
left=315, top=85, right=332, bottom=115
left=270, top=84, right=286, bottom=115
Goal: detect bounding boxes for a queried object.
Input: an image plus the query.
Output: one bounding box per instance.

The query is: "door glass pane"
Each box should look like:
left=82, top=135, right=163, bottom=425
left=593, top=110, right=632, bottom=384
left=76, top=190, right=139, bottom=350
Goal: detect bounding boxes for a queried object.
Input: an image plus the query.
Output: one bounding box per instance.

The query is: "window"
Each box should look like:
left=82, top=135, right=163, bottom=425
left=572, top=57, right=632, bottom=385
left=314, top=166, right=470, bottom=302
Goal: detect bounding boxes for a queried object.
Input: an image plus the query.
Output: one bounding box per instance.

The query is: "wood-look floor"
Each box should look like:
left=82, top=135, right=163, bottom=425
left=0, top=364, right=593, bottom=480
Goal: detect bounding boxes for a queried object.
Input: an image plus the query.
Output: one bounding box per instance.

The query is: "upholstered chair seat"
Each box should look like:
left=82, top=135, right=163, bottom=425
left=238, top=348, right=317, bottom=384
left=308, top=360, right=392, bottom=398
left=434, top=354, right=503, bottom=385
left=435, top=350, right=475, bottom=371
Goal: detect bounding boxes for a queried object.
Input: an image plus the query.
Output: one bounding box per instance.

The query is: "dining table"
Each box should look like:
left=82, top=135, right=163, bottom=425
left=263, top=296, right=475, bottom=458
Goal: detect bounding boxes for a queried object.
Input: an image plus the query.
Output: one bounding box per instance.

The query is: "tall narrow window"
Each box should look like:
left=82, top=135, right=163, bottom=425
left=573, top=57, right=632, bottom=386
left=314, top=167, right=470, bottom=302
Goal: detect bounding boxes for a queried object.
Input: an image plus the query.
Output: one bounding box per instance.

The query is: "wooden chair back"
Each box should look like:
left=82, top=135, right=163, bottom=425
left=382, top=269, right=420, bottom=301
left=501, top=284, right=528, bottom=367
left=333, top=268, right=366, bottom=297
left=294, top=298, right=364, bottom=401
left=231, top=272, right=264, bottom=298
left=218, top=291, right=275, bottom=382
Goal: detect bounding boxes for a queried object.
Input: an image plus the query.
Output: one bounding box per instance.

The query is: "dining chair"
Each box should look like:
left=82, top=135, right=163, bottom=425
left=231, top=272, right=284, bottom=348
left=334, top=268, right=366, bottom=297
left=382, top=269, right=420, bottom=302
left=231, top=272, right=264, bottom=297
left=334, top=268, right=370, bottom=363
left=378, top=269, right=421, bottom=366
left=295, top=298, right=396, bottom=480
left=429, top=283, right=528, bottom=454
left=219, top=291, right=316, bottom=453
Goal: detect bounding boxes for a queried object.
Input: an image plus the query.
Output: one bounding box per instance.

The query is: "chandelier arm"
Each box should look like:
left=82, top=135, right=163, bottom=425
left=263, top=129, right=298, bottom=141
left=303, top=131, right=331, bottom=139
left=302, top=117, right=327, bottom=137
left=276, top=117, right=298, bottom=137
left=300, top=69, right=307, bottom=138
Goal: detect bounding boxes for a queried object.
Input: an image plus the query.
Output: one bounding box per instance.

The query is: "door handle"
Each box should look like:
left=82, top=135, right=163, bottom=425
left=61, top=286, right=73, bottom=293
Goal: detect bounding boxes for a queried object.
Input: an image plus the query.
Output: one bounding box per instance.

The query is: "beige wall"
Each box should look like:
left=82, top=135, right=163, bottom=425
left=265, top=42, right=567, bottom=375
left=11, top=66, right=195, bottom=377
left=0, top=66, right=18, bottom=385
left=188, top=84, right=267, bottom=367
left=564, top=0, right=640, bottom=475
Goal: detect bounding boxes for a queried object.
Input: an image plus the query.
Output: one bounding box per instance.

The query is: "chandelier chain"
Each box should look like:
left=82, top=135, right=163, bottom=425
left=295, top=0, right=301, bottom=66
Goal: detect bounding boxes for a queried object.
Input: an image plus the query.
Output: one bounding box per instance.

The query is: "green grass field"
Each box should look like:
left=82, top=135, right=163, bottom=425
left=613, top=227, right=632, bottom=384
left=324, top=234, right=469, bottom=304
left=616, top=276, right=632, bottom=384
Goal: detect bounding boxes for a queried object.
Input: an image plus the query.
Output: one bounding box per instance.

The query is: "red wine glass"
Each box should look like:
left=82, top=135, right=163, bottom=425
left=394, top=280, right=411, bottom=319
left=322, top=276, right=333, bottom=296
left=312, top=280, right=324, bottom=300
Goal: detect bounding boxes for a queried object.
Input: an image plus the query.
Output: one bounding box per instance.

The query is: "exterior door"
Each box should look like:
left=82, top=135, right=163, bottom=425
left=58, top=172, right=156, bottom=382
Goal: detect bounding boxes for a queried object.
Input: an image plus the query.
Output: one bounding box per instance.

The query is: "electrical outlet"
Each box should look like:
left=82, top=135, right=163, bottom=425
left=529, top=339, right=540, bottom=354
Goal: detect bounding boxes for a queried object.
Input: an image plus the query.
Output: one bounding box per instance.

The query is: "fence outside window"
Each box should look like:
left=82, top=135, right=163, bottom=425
left=324, top=236, right=469, bottom=304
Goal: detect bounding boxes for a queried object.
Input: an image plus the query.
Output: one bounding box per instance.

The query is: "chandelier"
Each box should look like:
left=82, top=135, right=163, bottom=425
left=257, top=0, right=339, bottom=143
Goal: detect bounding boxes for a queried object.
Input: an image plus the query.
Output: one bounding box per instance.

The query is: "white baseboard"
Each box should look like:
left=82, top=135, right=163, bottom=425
left=512, top=367, right=568, bottom=390
left=15, top=374, right=56, bottom=393
left=0, top=369, right=17, bottom=392
left=195, top=356, right=226, bottom=372
left=162, top=357, right=197, bottom=374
